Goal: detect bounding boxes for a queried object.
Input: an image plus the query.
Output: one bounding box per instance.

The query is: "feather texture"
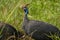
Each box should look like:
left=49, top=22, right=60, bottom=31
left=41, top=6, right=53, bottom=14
left=0, top=22, right=23, bottom=40
left=22, top=4, right=60, bottom=40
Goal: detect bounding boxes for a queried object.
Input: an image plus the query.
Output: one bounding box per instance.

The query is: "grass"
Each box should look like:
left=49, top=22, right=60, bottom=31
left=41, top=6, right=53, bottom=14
left=0, top=0, right=60, bottom=40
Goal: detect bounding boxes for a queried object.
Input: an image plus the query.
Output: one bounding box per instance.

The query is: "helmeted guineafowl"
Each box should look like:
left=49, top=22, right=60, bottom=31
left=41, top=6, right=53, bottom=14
left=22, top=4, right=60, bottom=40
left=0, top=21, right=23, bottom=40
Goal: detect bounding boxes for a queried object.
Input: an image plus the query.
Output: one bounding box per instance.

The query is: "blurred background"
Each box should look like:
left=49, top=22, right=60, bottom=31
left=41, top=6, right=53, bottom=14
left=0, top=0, right=60, bottom=33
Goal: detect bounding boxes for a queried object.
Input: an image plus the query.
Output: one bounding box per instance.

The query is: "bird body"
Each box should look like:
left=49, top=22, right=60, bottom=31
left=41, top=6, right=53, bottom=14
left=22, top=4, right=60, bottom=40
left=23, top=20, right=60, bottom=40
left=0, top=21, right=23, bottom=40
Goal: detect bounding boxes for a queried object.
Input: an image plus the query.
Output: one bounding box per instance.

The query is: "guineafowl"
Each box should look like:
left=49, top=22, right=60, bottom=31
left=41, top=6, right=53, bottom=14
left=22, top=4, right=60, bottom=40
left=0, top=21, right=23, bottom=40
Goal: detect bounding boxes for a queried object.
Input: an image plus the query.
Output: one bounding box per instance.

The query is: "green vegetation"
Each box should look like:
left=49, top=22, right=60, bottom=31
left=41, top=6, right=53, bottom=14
left=0, top=0, right=60, bottom=40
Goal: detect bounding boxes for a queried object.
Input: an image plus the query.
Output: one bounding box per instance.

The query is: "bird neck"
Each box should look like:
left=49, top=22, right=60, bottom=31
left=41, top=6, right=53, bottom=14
left=24, top=14, right=29, bottom=22
left=23, top=7, right=29, bottom=22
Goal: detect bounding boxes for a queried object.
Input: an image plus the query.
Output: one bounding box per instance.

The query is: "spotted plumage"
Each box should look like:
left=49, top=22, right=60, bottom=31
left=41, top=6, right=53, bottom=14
left=0, top=21, right=23, bottom=40
left=22, top=4, right=60, bottom=40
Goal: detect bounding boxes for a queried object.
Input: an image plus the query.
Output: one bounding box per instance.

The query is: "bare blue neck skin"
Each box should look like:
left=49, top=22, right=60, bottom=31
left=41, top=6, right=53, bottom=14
left=23, top=7, right=29, bottom=15
left=23, top=7, right=29, bottom=21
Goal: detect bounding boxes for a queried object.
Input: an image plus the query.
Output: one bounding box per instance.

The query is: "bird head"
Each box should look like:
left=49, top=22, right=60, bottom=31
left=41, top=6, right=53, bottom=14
left=22, top=4, right=29, bottom=15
